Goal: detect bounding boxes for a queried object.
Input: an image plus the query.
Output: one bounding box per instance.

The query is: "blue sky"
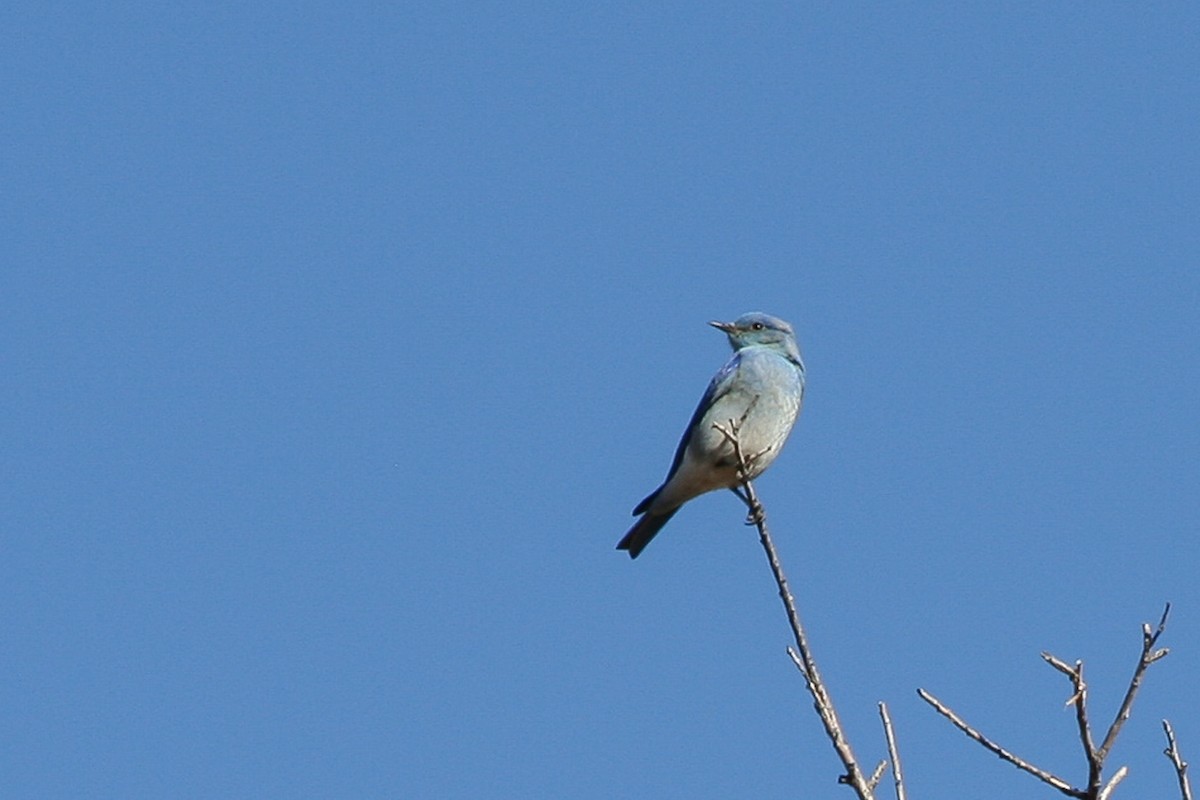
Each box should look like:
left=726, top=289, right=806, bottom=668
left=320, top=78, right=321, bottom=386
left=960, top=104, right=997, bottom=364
left=4, top=3, right=1198, bottom=798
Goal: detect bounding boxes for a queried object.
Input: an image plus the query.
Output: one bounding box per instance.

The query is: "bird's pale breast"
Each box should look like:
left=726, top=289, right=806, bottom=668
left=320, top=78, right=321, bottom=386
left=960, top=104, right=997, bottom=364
left=653, top=348, right=802, bottom=509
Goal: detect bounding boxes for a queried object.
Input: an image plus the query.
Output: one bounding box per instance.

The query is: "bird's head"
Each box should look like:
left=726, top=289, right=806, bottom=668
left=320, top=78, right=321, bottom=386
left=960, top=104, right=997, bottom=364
left=710, top=312, right=802, bottom=363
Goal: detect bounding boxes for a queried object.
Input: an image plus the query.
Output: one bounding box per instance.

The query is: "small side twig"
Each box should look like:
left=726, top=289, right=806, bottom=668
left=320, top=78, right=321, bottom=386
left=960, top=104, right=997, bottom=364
left=1163, top=719, right=1193, bottom=800
left=879, top=702, right=907, bottom=800
left=917, top=688, right=1082, bottom=798
left=865, top=759, right=888, bottom=794
left=714, top=416, right=875, bottom=799
left=1096, top=766, right=1128, bottom=800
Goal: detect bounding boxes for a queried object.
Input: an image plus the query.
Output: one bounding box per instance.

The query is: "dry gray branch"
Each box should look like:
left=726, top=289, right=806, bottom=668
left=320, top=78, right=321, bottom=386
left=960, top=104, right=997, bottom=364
left=917, top=688, right=1082, bottom=798
left=922, top=606, right=1173, bottom=800
left=1163, top=719, right=1193, bottom=800
left=865, top=759, right=888, bottom=793
left=1095, top=603, right=1171, bottom=763
left=1096, top=766, right=1127, bottom=800
left=879, top=702, right=907, bottom=800
left=1040, top=654, right=1101, bottom=793
left=714, top=417, right=877, bottom=799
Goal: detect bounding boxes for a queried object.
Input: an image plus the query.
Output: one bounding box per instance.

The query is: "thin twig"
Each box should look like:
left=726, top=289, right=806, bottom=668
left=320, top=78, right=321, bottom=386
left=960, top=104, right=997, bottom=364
left=1096, top=765, right=1127, bottom=800
left=786, top=646, right=808, bottom=678
left=917, top=688, right=1083, bottom=798
left=1095, top=603, right=1171, bottom=763
left=714, top=417, right=874, bottom=799
left=1163, top=719, right=1194, bottom=800
left=866, top=760, right=888, bottom=793
left=879, top=702, right=907, bottom=800
left=1042, top=653, right=1101, bottom=793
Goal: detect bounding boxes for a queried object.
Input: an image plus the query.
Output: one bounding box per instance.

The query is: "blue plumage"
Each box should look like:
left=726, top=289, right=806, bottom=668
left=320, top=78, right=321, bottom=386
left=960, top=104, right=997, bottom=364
left=618, top=312, right=806, bottom=558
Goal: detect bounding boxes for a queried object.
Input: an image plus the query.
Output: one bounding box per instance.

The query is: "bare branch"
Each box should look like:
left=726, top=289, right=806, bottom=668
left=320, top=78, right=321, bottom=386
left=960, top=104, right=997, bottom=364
left=1163, top=719, right=1194, bottom=800
left=918, top=688, right=1083, bottom=798
left=1042, top=653, right=1101, bottom=793
left=879, top=702, right=907, bottom=800
left=786, top=646, right=809, bottom=680
left=1042, top=651, right=1076, bottom=677
left=923, top=607, right=1173, bottom=799
left=1096, top=765, right=1127, bottom=800
left=716, top=417, right=875, bottom=799
left=865, top=760, right=888, bottom=793
left=1095, top=603, right=1172, bottom=763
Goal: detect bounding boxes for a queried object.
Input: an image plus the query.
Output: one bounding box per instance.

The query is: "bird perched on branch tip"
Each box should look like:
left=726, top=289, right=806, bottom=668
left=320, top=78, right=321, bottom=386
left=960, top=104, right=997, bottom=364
left=617, top=312, right=805, bottom=559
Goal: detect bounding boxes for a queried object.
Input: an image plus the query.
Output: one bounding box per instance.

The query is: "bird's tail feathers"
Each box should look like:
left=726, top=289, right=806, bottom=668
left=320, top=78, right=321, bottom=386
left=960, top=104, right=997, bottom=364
left=631, top=487, right=661, bottom=516
left=616, top=507, right=679, bottom=559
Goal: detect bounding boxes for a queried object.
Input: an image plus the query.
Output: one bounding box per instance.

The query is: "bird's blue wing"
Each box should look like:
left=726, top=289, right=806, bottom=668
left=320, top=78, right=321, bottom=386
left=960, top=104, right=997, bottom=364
left=631, top=352, right=742, bottom=516
left=661, top=352, right=741, bottom=483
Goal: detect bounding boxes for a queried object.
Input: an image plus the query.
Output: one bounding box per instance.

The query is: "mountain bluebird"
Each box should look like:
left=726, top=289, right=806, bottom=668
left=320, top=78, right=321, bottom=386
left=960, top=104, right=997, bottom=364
left=617, top=312, right=806, bottom=559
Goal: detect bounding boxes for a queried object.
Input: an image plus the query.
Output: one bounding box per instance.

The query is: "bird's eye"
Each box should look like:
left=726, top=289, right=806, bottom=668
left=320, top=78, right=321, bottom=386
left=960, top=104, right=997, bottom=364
left=752, top=322, right=764, bottom=331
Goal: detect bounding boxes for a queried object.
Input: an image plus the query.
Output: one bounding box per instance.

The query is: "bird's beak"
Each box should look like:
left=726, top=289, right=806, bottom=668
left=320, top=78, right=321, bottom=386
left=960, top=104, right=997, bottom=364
left=709, top=320, right=736, bottom=334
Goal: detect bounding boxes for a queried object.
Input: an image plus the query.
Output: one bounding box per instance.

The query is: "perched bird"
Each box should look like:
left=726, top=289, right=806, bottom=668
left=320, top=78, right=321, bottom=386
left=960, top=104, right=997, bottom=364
left=617, top=312, right=806, bottom=559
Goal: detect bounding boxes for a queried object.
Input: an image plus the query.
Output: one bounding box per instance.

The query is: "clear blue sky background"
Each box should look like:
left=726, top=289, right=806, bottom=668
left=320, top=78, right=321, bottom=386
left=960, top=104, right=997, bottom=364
left=4, top=3, right=1198, bottom=798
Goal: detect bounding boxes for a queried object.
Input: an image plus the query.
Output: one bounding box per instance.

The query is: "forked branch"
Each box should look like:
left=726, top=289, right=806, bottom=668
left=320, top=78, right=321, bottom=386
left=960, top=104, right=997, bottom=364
left=919, top=605, right=1172, bottom=799
left=1096, top=603, right=1171, bottom=762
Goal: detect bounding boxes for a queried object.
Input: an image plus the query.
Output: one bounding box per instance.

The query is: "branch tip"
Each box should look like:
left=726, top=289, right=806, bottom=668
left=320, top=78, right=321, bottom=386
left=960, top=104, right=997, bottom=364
left=865, top=759, right=888, bottom=792
left=879, top=701, right=907, bottom=800
left=1162, top=719, right=1193, bottom=800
